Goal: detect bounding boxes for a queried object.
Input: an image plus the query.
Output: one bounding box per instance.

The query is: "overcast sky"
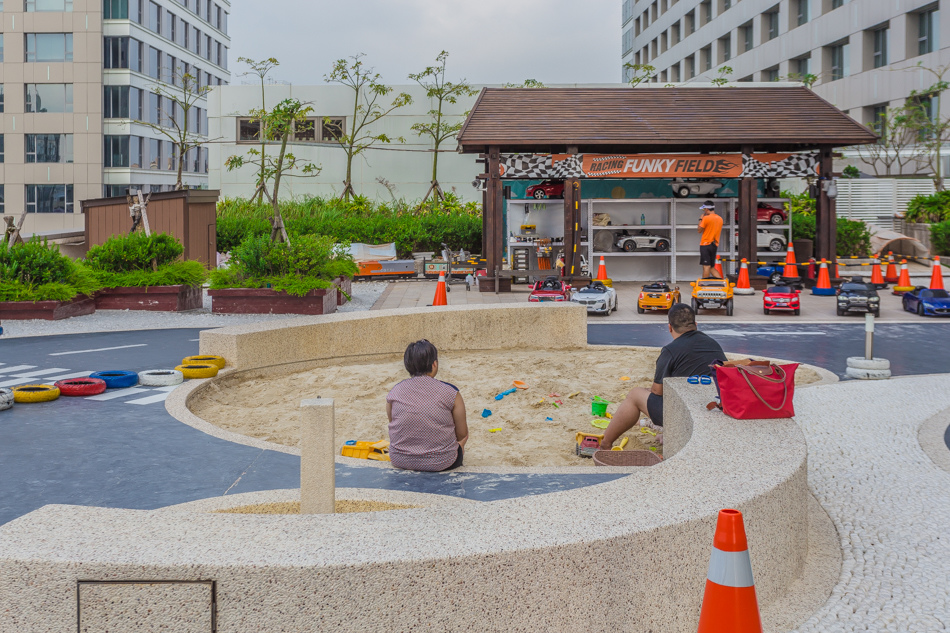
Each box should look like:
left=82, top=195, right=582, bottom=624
left=229, top=0, right=621, bottom=88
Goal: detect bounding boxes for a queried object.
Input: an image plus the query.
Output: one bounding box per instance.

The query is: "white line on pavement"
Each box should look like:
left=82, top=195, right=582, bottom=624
left=151, top=385, right=180, bottom=392
left=0, top=369, right=70, bottom=387
left=125, top=393, right=170, bottom=405
left=49, top=344, right=148, bottom=356
left=43, top=371, right=93, bottom=381
left=703, top=330, right=827, bottom=337
left=85, top=388, right=151, bottom=401
left=0, top=365, right=38, bottom=374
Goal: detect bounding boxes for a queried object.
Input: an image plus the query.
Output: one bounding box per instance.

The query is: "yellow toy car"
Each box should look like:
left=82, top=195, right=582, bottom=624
left=637, top=282, right=681, bottom=314
left=575, top=432, right=629, bottom=457
left=341, top=439, right=391, bottom=461
left=690, top=278, right=736, bottom=316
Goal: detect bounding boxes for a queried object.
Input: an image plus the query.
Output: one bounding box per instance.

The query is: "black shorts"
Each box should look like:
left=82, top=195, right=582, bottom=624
left=440, top=445, right=464, bottom=471
left=646, top=393, right=664, bottom=426
left=700, top=243, right=718, bottom=267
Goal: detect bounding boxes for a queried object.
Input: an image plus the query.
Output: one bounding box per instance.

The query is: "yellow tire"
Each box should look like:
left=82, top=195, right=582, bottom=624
left=175, top=364, right=219, bottom=379
left=13, top=384, right=61, bottom=403
left=182, top=355, right=226, bottom=369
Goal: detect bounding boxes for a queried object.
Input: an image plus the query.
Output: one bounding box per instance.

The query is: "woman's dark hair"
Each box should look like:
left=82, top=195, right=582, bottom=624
left=404, top=339, right=438, bottom=376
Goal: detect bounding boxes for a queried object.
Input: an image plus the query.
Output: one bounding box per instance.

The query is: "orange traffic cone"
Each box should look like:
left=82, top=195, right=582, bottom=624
left=596, top=256, right=608, bottom=281
left=812, top=259, right=835, bottom=295
left=884, top=253, right=898, bottom=283
left=734, top=259, right=754, bottom=295
left=892, top=260, right=914, bottom=295
left=432, top=272, right=448, bottom=306
left=870, top=258, right=886, bottom=288
left=714, top=255, right=724, bottom=279
left=782, top=243, right=798, bottom=278
left=834, top=261, right=840, bottom=280
left=930, top=257, right=945, bottom=290
left=697, top=509, right=762, bottom=633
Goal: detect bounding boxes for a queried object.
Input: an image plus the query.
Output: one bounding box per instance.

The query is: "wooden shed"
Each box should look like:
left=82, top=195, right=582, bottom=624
left=81, top=190, right=219, bottom=267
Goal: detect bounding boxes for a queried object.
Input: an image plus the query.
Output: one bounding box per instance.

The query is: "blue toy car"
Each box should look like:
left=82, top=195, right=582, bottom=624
left=756, top=265, right=783, bottom=285
left=902, top=287, right=950, bottom=316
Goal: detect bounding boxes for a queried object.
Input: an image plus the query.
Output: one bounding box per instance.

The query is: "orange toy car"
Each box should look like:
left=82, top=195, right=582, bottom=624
left=637, top=282, right=681, bottom=313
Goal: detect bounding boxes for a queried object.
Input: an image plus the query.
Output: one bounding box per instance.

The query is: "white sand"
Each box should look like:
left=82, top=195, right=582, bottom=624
left=190, top=348, right=821, bottom=468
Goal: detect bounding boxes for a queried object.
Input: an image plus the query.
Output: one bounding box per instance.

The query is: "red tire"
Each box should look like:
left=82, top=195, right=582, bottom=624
left=54, top=377, right=108, bottom=396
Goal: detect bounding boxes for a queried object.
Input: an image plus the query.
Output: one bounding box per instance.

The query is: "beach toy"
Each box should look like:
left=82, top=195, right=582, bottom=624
left=489, top=428, right=502, bottom=433
left=341, top=439, right=391, bottom=461
left=591, top=419, right=610, bottom=429
left=605, top=412, right=613, bottom=419
left=568, top=392, right=580, bottom=399
left=640, top=427, right=657, bottom=436
left=611, top=438, right=630, bottom=451
left=591, top=396, right=610, bottom=417
left=620, top=376, right=630, bottom=381
left=495, top=388, right=517, bottom=401
left=482, top=409, right=492, bottom=418
left=546, top=417, right=554, bottom=421
left=550, top=392, right=561, bottom=397
left=512, top=380, right=528, bottom=390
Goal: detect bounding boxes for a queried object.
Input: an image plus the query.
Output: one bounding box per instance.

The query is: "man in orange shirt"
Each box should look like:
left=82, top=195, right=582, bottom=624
left=697, top=200, right=723, bottom=279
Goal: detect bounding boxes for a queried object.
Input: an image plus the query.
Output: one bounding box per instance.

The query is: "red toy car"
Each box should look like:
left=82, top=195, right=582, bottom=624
left=526, top=180, right=564, bottom=199
left=528, top=276, right=572, bottom=302
left=734, top=203, right=787, bottom=225
left=763, top=285, right=801, bottom=315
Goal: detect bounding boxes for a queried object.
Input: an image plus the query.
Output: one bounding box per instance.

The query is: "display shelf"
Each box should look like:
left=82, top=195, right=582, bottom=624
left=592, top=225, right=671, bottom=230
left=592, top=251, right=672, bottom=257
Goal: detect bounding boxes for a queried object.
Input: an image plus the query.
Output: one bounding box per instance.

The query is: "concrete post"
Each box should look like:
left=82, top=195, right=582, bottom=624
left=300, top=398, right=335, bottom=514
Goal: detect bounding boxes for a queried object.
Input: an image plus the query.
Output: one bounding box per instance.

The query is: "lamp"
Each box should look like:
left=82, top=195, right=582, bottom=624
left=821, top=178, right=838, bottom=199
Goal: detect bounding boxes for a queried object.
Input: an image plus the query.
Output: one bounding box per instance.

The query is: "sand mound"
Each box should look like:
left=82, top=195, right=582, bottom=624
left=189, top=347, right=821, bottom=468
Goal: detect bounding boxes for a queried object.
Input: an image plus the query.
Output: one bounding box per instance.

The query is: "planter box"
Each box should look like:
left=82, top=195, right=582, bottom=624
left=209, top=287, right=338, bottom=315
left=334, top=276, right=352, bottom=306
left=94, top=284, right=203, bottom=311
left=478, top=277, right=512, bottom=292
left=0, top=295, right=96, bottom=320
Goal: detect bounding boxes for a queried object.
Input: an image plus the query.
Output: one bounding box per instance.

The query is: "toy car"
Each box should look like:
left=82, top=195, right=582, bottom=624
left=571, top=280, right=617, bottom=314
left=616, top=229, right=670, bottom=252
left=575, top=432, right=629, bottom=457
left=637, top=282, right=681, bottom=313
left=526, top=180, right=564, bottom=199
left=528, top=276, right=572, bottom=302
left=691, top=278, right=735, bottom=316
left=836, top=278, right=880, bottom=317
left=735, top=203, right=788, bottom=225
left=759, top=229, right=787, bottom=252
left=763, top=285, right=801, bottom=315
left=670, top=179, right=723, bottom=198
left=902, top=287, right=950, bottom=316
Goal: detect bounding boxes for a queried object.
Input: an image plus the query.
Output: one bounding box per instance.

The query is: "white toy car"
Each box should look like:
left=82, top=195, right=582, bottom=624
left=616, top=230, right=671, bottom=252
left=571, top=281, right=618, bottom=314
left=670, top=179, right=723, bottom=198
left=758, top=229, right=787, bottom=252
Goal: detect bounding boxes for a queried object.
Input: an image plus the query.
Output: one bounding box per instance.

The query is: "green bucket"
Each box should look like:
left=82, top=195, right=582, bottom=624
left=591, top=397, right=610, bottom=417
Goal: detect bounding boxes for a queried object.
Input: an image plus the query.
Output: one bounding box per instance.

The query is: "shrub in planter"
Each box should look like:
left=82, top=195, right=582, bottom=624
left=0, top=239, right=99, bottom=302
left=906, top=191, right=950, bottom=224
left=931, top=220, right=950, bottom=257
left=836, top=218, right=872, bottom=258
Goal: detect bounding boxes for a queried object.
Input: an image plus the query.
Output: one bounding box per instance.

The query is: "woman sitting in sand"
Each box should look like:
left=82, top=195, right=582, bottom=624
left=386, top=340, right=469, bottom=472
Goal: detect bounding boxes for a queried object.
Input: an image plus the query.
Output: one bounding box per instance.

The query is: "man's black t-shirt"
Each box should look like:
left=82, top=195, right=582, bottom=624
left=653, top=330, right=727, bottom=385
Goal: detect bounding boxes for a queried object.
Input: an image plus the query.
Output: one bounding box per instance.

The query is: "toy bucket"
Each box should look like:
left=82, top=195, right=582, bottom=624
left=591, top=397, right=609, bottom=417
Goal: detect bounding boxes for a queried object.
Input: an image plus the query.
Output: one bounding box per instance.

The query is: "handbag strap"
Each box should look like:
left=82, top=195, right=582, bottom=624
left=736, top=364, right=788, bottom=412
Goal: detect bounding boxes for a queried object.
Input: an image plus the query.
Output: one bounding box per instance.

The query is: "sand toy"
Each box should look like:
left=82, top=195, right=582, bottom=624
left=495, top=388, right=517, bottom=401
left=575, top=433, right=628, bottom=457
left=512, top=380, right=529, bottom=389
left=341, top=439, right=391, bottom=461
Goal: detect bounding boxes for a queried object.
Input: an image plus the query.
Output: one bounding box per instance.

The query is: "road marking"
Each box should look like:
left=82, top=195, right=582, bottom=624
left=44, top=371, right=93, bottom=381
left=151, top=385, right=180, bottom=392
left=85, top=388, right=151, bottom=401
left=49, top=344, right=148, bottom=356
left=189, top=339, right=200, bottom=341
left=0, top=365, right=38, bottom=374
left=0, top=369, right=70, bottom=387
left=125, top=392, right=170, bottom=405
left=703, top=329, right=827, bottom=338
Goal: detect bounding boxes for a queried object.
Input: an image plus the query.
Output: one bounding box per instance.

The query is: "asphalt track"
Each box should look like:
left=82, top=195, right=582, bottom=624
left=2, top=323, right=948, bottom=525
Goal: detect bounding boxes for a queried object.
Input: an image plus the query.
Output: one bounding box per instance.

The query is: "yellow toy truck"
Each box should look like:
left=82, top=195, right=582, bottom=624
left=575, top=433, right=629, bottom=457
left=341, top=439, right=391, bottom=462
left=690, top=278, right=736, bottom=316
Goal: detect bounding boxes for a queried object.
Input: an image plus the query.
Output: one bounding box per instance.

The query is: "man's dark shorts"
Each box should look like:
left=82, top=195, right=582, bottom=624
left=699, top=243, right=718, bottom=267
left=647, top=392, right=664, bottom=426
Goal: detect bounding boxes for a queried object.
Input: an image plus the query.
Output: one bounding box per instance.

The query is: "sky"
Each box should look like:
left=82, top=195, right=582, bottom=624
left=228, top=0, right=621, bottom=88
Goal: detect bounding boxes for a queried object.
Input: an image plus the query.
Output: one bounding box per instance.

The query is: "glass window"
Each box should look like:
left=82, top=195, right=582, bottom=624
left=104, top=0, right=128, bottom=19
left=148, top=138, right=162, bottom=169
left=870, top=104, right=887, bottom=136
left=130, top=0, right=142, bottom=23
left=192, top=26, right=200, bottom=54
left=919, top=9, right=938, bottom=56
left=742, top=25, right=753, bottom=52
left=129, top=39, right=143, bottom=72
left=148, top=46, right=161, bottom=79
left=165, top=140, right=176, bottom=170
left=104, top=135, right=130, bottom=167
left=130, top=86, right=143, bottom=119
left=766, top=67, right=779, bottom=82
left=0, top=85, right=4, bottom=113
left=796, top=56, right=810, bottom=77
left=148, top=92, right=161, bottom=125
left=294, top=118, right=316, bottom=142
left=205, top=34, right=212, bottom=60
left=0, top=35, right=4, bottom=63
left=720, top=34, right=731, bottom=62
left=873, top=27, right=888, bottom=68
left=322, top=118, right=345, bottom=141
left=103, top=85, right=129, bottom=118
left=181, top=20, right=190, bottom=48
left=25, top=33, right=74, bottom=62
left=148, top=1, right=161, bottom=34
left=767, top=11, right=779, bottom=40
left=26, top=0, right=73, bottom=10
left=797, top=0, right=808, bottom=26
left=25, top=84, right=73, bottom=113
left=26, top=134, right=74, bottom=163
left=166, top=55, right=178, bottom=85
left=26, top=184, right=74, bottom=213
left=221, top=9, right=227, bottom=34
left=165, top=10, right=175, bottom=41
left=0, top=135, right=4, bottom=163
left=103, top=36, right=129, bottom=69
left=0, top=185, right=4, bottom=214
left=686, top=55, right=696, bottom=79
left=830, top=43, right=849, bottom=80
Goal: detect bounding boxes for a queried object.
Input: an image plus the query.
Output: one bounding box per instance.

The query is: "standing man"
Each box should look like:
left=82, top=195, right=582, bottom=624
left=697, top=200, right=723, bottom=279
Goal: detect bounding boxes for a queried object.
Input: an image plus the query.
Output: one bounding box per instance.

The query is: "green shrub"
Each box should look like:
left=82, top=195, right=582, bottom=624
left=0, top=239, right=100, bottom=301
left=791, top=213, right=816, bottom=242
left=836, top=218, right=872, bottom=257
left=905, top=191, right=950, bottom=224
left=210, top=233, right=358, bottom=296
left=91, top=260, right=208, bottom=289
left=782, top=190, right=816, bottom=217
left=931, top=220, right=950, bottom=256
left=85, top=232, right=184, bottom=272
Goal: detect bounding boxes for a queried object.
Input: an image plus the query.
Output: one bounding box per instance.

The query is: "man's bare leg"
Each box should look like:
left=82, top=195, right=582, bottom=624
left=601, top=387, right=652, bottom=449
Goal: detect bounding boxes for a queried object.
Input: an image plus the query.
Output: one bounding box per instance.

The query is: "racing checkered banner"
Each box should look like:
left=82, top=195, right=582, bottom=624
left=498, top=153, right=819, bottom=179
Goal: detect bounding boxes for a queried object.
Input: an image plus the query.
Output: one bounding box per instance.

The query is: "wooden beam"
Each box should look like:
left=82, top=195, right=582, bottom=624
left=486, top=146, right=503, bottom=278
left=816, top=147, right=835, bottom=264
left=737, top=145, right=756, bottom=265
left=563, top=179, right=581, bottom=275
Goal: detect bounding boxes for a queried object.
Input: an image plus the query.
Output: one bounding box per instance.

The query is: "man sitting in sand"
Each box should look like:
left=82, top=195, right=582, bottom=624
left=600, top=304, right=725, bottom=448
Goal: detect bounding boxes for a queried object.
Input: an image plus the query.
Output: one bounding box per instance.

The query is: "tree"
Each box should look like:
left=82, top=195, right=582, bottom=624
left=408, top=51, right=478, bottom=203
left=139, top=65, right=214, bottom=190
left=785, top=72, right=819, bottom=89
left=502, top=79, right=546, bottom=88
left=623, top=63, right=656, bottom=88
left=325, top=54, right=412, bottom=200
left=225, top=99, right=321, bottom=243
left=854, top=105, right=926, bottom=177
left=904, top=62, right=950, bottom=190
left=711, top=65, right=733, bottom=87
left=236, top=56, right=280, bottom=205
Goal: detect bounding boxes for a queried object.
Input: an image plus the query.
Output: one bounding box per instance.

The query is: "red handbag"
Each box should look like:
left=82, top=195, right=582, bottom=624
left=713, top=361, right=798, bottom=419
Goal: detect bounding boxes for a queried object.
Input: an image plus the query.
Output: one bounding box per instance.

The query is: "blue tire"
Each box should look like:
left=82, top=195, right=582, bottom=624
left=89, top=370, right=139, bottom=389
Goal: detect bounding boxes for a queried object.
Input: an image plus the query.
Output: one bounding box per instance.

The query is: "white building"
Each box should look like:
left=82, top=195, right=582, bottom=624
left=0, top=0, right=231, bottom=236
left=622, top=0, right=949, bottom=172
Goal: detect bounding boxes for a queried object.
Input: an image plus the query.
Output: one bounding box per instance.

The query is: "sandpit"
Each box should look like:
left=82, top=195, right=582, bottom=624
left=190, top=347, right=822, bottom=467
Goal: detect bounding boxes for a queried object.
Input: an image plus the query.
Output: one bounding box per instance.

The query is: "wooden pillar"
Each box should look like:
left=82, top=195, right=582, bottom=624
left=737, top=145, right=757, bottom=266
left=816, top=147, right=836, bottom=266
left=563, top=179, right=581, bottom=276
left=486, top=147, right=502, bottom=275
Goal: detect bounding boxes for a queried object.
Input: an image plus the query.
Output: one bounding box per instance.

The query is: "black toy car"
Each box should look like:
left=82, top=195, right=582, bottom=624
left=836, top=277, right=881, bottom=317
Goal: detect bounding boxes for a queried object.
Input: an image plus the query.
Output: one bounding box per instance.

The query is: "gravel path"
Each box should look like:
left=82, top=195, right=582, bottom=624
left=0, top=282, right=388, bottom=339
left=792, top=374, right=950, bottom=633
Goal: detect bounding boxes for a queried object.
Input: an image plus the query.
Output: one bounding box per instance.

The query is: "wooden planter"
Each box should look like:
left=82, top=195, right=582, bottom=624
left=208, top=287, right=338, bottom=315
left=0, top=295, right=96, bottom=320
left=94, top=284, right=203, bottom=311
left=334, top=276, right=353, bottom=306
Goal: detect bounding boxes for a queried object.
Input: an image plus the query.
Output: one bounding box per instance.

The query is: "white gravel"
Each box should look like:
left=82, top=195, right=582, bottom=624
left=791, top=374, right=950, bottom=633
left=0, top=282, right=388, bottom=339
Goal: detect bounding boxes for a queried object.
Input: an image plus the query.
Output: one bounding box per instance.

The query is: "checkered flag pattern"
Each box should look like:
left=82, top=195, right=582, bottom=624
left=742, top=153, right=818, bottom=178
left=500, top=154, right=584, bottom=179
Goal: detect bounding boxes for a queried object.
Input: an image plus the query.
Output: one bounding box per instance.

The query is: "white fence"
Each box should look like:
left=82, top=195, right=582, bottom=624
left=835, top=179, right=935, bottom=230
